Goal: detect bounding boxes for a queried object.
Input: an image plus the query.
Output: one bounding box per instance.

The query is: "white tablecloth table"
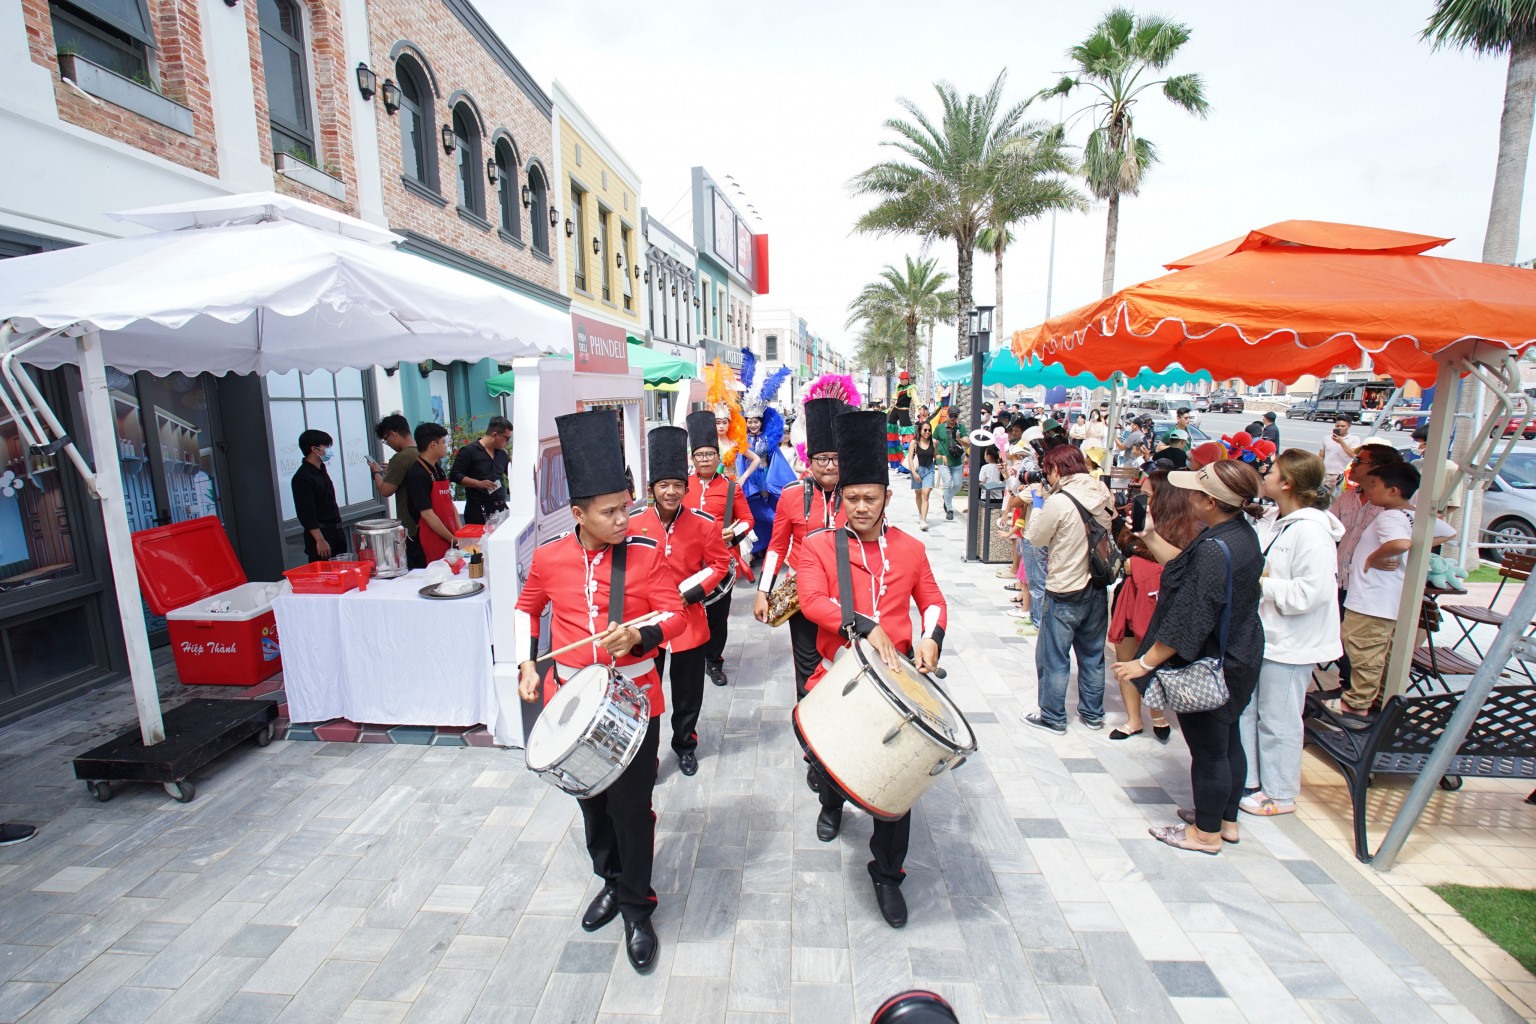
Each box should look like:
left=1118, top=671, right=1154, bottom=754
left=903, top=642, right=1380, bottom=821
left=273, top=572, right=496, bottom=727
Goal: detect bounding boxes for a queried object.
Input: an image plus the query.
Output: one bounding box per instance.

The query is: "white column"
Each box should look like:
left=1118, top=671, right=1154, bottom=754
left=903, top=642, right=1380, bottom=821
left=78, top=332, right=165, bottom=745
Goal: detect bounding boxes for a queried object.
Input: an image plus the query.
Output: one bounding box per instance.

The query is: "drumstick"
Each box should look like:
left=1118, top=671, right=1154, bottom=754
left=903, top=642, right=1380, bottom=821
left=536, top=612, right=664, bottom=663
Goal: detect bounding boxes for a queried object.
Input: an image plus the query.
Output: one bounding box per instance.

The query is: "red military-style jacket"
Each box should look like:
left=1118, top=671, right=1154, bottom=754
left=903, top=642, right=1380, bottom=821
left=685, top=471, right=754, bottom=580
left=758, top=479, right=846, bottom=593
left=627, top=504, right=730, bottom=652
left=514, top=530, right=686, bottom=718
left=795, top=523, right=947, bottom=690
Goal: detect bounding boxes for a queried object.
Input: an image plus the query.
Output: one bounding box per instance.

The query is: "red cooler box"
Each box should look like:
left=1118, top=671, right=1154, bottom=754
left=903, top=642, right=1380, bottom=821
left=131, top=516, right=284, bottom=686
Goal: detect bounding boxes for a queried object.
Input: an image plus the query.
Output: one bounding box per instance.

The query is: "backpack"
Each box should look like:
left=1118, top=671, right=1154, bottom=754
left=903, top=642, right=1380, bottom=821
left=1063, top=490, right=1123, bottom=588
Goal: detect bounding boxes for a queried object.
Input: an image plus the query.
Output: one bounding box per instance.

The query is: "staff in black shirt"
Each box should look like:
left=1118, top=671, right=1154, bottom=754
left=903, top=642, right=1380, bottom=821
left=449, top=415, right=512, bottom=524
left=404, top=422, right=454, bottom=568
left=291, top=429, right=345, bottom=562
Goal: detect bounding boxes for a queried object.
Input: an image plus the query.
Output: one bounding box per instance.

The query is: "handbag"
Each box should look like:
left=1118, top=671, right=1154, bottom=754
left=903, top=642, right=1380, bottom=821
left=1142, top=538, right=1233, bottom=715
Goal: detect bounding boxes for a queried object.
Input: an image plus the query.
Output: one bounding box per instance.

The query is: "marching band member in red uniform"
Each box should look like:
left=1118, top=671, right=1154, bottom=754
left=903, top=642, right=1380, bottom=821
left=515, top=411, right=685, bottom=974
left=795, top=410, right=947, bottom=929
left=753, top=397, right=849, bottom=700
left=629, top=425, right=731, bottom=777
left=684, top=410, right=754, bottom=687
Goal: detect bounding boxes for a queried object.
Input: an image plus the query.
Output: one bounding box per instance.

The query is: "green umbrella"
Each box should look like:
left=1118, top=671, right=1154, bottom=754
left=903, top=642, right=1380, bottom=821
left=483, top=341, right=698, bottom=398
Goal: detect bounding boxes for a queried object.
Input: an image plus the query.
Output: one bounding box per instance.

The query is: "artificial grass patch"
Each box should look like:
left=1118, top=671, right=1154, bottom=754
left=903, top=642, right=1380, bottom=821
left=1431, top=884, right=1536, bottom=974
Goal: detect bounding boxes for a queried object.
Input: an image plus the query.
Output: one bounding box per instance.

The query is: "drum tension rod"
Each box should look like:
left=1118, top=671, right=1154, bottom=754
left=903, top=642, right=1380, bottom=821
left=882, top=713, right=917, bottom=745
left=841, top=677, right=860, bottom=696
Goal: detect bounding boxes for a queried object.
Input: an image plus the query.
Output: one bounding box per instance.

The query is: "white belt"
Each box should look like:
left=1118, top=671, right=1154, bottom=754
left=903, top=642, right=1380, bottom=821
left=554, top=659, right=655, bottom=682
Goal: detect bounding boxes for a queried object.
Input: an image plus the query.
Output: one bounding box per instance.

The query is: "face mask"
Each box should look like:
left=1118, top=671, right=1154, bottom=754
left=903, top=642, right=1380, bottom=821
left=320, top=449, right=334, bottom=463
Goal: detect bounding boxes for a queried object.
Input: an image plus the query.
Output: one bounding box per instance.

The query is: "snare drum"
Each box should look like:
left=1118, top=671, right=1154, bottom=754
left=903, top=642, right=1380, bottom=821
left=525, top=665, right=650, bottom=797
left=701, top=563, right=736, bottom=606
left=794, top=639, right=976, bottom=820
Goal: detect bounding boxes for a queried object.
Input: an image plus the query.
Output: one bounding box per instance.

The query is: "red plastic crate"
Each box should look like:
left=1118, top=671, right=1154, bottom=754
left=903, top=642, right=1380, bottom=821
left=283, top=560, right=371, bottom=594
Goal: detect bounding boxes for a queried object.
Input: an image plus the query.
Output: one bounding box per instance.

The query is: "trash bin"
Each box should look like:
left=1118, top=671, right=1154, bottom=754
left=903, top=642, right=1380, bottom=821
left=974, top=491, right=1012, bottom=564
left=131, top=516, right=283, bottom=686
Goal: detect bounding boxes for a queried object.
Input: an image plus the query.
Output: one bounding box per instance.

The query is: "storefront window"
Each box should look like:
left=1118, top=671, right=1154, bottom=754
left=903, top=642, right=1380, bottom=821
left=267, top=368, right=374, bottom=520
left=0, top=415, right=79, bottom=593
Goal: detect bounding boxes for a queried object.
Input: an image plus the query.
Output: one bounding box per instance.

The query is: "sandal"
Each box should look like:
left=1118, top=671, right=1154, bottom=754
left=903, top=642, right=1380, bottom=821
left=1108, top=727, right=1142, bottom=741
left=1149, top=824, right=1223, bottom=855
left=1176, top=808, right=1240, bottom=844
left=1318, top=697, right=1375, bottom=731
left=995, top=570, right=1014, bottom=578
left=1003, top=583, right=1023, bottom=591
left=1150, top=719, right=1172, bottom=744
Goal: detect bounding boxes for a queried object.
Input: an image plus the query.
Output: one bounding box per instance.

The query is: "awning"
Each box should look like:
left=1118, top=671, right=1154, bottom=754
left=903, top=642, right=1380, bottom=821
left=484, top=340, right=698, bottom=398
left=936, top=350, right=1211, bottom=389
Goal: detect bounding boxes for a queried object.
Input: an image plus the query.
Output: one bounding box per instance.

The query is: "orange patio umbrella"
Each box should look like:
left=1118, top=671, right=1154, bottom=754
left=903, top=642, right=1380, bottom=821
left=1012, top=220, right=1536, bottom=386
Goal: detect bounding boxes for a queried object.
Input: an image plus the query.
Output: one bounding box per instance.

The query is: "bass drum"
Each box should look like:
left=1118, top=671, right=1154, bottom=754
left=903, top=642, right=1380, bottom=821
left=525, top=665, right=649, bottom=797
left=794, top=639, right=976, bottom=821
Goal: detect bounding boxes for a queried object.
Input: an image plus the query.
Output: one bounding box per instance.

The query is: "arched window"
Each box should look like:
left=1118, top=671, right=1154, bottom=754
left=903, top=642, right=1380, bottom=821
left=527, top=164, right=549, bottom=255
left=396, top=56, right=434, bottom=189
left=259, top=0, right=314, bottom=162
left=452, top=103, right=483, bottom=218
left=494, top=139, right=519, bottom=240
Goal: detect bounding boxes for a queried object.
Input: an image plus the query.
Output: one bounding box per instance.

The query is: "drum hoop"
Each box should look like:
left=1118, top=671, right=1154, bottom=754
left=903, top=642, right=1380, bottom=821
left=703, top=564, right=737, bottom=605
left=527, top=664, right=624, bottom=771
left=792, top=709, right=905, bottom=822
left=850, top=641, right=976, bottom=754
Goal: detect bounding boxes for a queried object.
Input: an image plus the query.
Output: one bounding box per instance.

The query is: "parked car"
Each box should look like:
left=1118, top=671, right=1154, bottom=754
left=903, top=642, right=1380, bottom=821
left=1210, top=391, right=1245, bottom=413
left=1499, top=417, right=1536, bottom=440
left=1482, top=451, right=1536, bottom=558
left=1193, top=396, right=1210, bottom=412
left=1286, top=399, right=1318, bottom=420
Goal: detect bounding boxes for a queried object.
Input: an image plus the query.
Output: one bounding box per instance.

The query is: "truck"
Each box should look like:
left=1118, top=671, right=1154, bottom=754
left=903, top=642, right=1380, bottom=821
left=1310, top=379, right=1396, bottom=423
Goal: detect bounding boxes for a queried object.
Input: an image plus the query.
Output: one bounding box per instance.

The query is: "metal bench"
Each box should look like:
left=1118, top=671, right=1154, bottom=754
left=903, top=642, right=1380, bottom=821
left=1303, top=686, right=1536, bottom=862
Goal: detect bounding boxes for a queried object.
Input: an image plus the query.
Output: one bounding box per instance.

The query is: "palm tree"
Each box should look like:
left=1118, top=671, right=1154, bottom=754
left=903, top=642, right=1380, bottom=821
left=1044, top=7, right=1209, bottom=297
left=976, top=125, right=1087, bottom=335
left=845, top=256, right=954, bottom=384
left=851, top=72, right=1034, bottom=358
left=1424, top=0, right=1536, bottom=265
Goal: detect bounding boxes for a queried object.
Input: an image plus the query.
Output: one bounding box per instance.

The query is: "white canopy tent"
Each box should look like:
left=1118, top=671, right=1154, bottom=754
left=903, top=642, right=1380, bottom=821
left=0, top=193, right=572, bottom=745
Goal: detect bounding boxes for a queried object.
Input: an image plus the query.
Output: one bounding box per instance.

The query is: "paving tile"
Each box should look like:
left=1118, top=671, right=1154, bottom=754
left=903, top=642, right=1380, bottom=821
left=77, top=985, right=172, bottom=1024
left=1149, top=960, right=1228, bottom=999
left=208, top=991, right=290, bottom=1024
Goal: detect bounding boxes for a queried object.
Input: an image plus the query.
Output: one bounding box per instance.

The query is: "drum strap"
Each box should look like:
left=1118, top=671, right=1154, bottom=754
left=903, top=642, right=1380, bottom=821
left=610, top=542, right=626, bottom=625
left=835, top=527, right=857, bottom=640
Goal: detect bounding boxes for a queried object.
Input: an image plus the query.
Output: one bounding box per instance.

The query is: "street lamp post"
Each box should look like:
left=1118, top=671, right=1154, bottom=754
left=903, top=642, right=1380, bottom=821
left=964, top=306, right=993, bottom=561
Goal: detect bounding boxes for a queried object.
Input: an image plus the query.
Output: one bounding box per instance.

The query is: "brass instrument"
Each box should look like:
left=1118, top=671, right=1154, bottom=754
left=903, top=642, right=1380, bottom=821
left=767, top=573, right=800, bottom=627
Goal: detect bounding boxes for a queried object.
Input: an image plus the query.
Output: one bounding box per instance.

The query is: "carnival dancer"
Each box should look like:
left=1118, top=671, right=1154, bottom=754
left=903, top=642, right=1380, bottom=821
left=515, top=411, right=686, bottom=974
left=705, top=359, right=758, bottom=486
left=796, top=409, right=947, bottom=929
left=685, top=410, right=755, bottom=686
left=753, top=396, right=849, bottom=703
left=737, top=349, right=799, bottom=562
left=628, top=426, right=731, bottom=776
left=886, top=371, right=915, bottom=474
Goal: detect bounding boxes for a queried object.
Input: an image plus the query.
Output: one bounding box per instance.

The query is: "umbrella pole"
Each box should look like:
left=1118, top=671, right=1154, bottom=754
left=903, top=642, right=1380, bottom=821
left=77, top=331, right=165, bottom=746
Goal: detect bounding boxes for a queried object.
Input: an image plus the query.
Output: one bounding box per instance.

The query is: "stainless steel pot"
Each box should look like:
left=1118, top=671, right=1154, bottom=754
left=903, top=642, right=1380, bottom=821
left=353, top=519, right=408, bottom=578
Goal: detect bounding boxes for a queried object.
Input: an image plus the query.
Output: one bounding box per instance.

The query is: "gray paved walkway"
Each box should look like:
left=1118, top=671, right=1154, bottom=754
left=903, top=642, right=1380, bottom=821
left=0, top=486, right=1522, bottom=1023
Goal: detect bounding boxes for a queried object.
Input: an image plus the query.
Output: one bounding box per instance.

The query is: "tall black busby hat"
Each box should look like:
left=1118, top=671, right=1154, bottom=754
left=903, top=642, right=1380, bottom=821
left=685, top=410, right=719, bottom=454
left=647, top=426, right=689, bottom=485
left=803, top=398, right=847, bottom=457
left=835, top=410, right=891, bottom=489
left=556, top=410, right=628, bottom=500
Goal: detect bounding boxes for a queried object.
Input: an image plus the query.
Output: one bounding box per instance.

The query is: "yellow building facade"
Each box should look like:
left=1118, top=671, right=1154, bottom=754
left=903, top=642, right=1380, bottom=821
left=550, top=81, right=644, bottom=342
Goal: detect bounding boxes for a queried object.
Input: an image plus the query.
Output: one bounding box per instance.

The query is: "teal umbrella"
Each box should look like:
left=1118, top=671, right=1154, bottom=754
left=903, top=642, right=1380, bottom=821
left=484, top=342, right=698, bottom=398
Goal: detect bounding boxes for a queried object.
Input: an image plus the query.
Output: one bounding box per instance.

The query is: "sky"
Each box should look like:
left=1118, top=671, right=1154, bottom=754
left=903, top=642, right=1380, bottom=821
left=483, top=0, right=1533, bottom=362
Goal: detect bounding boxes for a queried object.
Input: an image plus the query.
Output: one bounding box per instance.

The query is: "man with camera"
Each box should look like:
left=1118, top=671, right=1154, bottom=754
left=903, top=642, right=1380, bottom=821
left=1021, top=444, right=1116, bottom=735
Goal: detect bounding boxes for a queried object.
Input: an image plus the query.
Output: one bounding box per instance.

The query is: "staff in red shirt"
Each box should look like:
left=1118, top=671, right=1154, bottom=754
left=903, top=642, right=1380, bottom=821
left=684, top=410, right=754, bottom=687
left=629, top=425, right=731, bottom=777
left=795, top=409, right=947, bottom=929
left=752, top=397, right=849, bottom=699
left=515, top=411, right=685, bottom=974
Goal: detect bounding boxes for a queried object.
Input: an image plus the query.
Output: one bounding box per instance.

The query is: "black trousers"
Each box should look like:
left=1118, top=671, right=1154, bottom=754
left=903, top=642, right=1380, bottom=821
left=788, top=610, right=822, bottom=701
left=817, top=767, right=912, bottom=886
left=1176, top=710, right=1246, bottom=834
left=579, top=715, right=660, bottom=924
left=703, top=589, right=732, bottom=665
left=656, top=647, right=707, bottom=756
left=462, top=500, right=505, bottom=525
left=302, top=524, right=346, bottom=563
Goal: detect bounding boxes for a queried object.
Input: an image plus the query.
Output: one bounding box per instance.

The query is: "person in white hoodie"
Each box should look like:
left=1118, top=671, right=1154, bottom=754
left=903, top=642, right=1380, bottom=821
left=1241, top=450, right=1343, bottom=816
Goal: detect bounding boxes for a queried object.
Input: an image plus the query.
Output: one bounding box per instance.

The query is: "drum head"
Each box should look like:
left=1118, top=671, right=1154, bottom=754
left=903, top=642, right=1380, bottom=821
left=856, top=641, right=972, bottom=751
left=870, top=990, right=960, bottom=1023
left=525, top=665, right=610, bottom=770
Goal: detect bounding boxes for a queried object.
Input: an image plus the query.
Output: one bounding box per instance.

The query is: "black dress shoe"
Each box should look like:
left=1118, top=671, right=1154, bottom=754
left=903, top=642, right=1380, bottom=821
left=706, top=660, right=728, bottom=686
left=805, top=766, right=821, bottom=793
left=873, top=880, right=907, bottom=928
left=816, top=806, right=842, bottom=842
left=624, top=918, right=659, bottom=973
left=679, top=752, right=698, bottom=776
left=581, top=887, right=619, bottom=932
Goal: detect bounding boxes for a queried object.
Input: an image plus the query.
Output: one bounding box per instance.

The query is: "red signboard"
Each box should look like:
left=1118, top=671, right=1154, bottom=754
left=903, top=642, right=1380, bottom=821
left=754, top=234, right=770, bottom=295
left=571, top=312, right=630, bottom=374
